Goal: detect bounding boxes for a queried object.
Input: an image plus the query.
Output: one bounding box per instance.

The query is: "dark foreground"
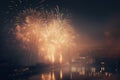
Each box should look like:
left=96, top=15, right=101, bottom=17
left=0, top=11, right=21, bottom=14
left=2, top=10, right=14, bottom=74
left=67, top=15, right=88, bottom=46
left=1, top=58, right=120, bottom=80
left=2, top=64, right=119, bottom=80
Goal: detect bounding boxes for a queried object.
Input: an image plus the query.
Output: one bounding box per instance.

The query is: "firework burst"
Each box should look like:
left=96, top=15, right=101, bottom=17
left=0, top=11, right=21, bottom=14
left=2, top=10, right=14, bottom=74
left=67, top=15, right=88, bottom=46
left=15, top=8, right=80, bottom=64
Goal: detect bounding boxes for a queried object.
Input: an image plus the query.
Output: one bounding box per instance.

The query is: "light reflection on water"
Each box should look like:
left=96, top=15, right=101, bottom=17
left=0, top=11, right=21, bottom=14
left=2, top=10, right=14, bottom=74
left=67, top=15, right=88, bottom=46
left=60, top=69, right=63, bottom=79
left=29, top=67, right=72, bottom=80
left=11, top=64, right=117, bottom=80
left=30, top=69, right=64, bottom=80
left=28, top=66, right=117, bottom=80
left=41, top=72, right=55, bottom=80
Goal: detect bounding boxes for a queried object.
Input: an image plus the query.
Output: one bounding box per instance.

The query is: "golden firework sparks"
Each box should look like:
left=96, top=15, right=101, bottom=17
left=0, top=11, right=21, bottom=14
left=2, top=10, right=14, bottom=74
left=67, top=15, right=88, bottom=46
left=15, top=8, right=80, bottom=64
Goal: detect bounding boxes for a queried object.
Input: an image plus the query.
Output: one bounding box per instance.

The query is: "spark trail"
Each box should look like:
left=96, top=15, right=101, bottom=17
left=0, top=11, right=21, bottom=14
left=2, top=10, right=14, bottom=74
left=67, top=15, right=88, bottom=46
left=15, top=8, right=80, bottom=64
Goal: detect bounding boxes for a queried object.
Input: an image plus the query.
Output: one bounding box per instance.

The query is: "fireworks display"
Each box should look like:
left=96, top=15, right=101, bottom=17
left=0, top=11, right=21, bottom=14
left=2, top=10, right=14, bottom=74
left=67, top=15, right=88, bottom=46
left=1, top=1, right=120, bottom=80
left=14, top=8, right=80, bottom=64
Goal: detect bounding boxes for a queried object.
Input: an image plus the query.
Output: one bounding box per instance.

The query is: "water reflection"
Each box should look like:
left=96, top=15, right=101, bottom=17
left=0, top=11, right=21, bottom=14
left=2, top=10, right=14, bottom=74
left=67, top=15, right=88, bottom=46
left=41, top=72, right=55, bottom=80
left=9, top=62, right=118, bottom=80
left=60, top=69, right=63, bottom=79
left=40, top=69, right=63, bottom=80
left=28, top=66, right=117, bottom=80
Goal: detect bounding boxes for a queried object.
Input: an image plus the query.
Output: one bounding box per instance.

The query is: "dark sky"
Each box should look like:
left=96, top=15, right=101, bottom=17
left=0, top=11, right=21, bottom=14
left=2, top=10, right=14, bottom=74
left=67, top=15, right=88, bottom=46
left=0, top=0, right=120, bottom=65
left=1, top=0, right=120, bottom=22
left=1, top=0, right=120, bottom=36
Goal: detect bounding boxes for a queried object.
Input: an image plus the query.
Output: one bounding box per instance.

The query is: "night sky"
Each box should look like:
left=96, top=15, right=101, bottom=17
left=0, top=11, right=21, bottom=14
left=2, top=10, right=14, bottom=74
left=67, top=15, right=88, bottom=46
left=0, top=0, right=120, bottom=65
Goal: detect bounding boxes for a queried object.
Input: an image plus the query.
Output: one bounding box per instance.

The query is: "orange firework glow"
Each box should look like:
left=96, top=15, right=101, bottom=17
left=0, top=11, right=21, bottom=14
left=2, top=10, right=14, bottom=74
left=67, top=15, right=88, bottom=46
left=15, top=8, right=80, bottom=64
